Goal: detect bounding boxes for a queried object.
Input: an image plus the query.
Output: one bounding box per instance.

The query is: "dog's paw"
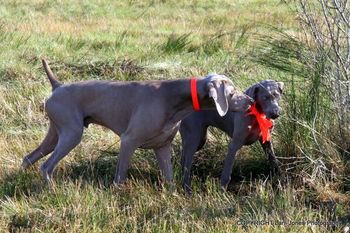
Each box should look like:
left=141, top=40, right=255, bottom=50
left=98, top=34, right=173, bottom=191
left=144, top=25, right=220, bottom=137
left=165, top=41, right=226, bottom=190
left=112, top=180, right=126, bottom=189
left=40, top=165, right=53, bottom=183
left=270, top=159, right=282, bottom=175
left=183, top=184, right=193, bottom=196
left=20, top=157, right=32, bottom=170
left=220, top=178, right=230, bottom=191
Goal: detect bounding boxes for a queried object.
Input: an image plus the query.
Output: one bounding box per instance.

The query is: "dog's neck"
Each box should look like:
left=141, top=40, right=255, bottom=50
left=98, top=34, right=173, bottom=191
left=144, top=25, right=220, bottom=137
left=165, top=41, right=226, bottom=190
left=253, top=101, right=264, bottom=114
left=163, top=78, right=213, bottom=125
left=245, top=88, right=263, bottom=114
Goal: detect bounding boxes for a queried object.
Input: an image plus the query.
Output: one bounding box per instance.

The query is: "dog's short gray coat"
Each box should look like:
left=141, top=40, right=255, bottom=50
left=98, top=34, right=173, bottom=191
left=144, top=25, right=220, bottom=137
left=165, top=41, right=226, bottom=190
left=21, top=60, right=253, bottom=186
left=180, top=80, right=284, bottom=194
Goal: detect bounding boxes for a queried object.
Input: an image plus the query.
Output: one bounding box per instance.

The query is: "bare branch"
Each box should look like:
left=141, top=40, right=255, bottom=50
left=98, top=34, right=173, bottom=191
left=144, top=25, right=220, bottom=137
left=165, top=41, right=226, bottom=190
left=296, top=0, right=350, bottom=140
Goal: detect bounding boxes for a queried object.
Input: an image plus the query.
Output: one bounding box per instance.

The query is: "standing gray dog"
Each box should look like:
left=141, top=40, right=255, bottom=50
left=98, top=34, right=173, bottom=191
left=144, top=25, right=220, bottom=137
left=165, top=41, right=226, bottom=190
left=21, top=60, right=253, bottom=186
left=180, top=80, right=284, bottom=194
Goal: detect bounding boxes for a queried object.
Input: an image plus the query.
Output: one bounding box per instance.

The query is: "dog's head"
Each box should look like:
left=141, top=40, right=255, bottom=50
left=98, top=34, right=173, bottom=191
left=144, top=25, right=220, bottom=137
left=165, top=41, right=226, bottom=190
left=245, top=80, right=284, bottom=119
left=203, top=74, right=253, bottom=116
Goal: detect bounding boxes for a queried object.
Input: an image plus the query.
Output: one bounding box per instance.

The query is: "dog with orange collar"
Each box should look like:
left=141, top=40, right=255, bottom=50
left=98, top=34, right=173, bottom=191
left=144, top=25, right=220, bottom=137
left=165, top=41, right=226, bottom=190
left=21, top=60, right=253, bottom=187
left=180, top=80, right=284, bottom=194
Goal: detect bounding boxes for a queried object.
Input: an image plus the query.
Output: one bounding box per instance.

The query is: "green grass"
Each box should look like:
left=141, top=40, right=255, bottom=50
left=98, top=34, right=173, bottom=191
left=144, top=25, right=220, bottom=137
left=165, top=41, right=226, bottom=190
left=0, top=0, right=349, bottom=232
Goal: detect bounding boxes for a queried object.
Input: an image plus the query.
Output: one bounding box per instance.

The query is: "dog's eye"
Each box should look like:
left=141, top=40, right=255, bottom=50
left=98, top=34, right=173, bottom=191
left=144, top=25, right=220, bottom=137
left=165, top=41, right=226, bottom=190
left=272, top=93, right=281, bottom=100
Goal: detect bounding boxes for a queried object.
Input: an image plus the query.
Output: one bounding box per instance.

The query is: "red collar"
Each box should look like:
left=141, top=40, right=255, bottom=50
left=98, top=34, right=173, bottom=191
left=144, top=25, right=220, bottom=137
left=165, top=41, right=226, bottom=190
left=191, top=78, right=200, bottom=111
left=247, top=103, right=273, bottom=143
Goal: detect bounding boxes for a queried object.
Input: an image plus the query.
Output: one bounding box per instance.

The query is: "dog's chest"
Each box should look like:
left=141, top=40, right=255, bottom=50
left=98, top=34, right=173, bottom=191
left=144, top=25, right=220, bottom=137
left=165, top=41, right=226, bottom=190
left=243, top=119, right=263, bottom=145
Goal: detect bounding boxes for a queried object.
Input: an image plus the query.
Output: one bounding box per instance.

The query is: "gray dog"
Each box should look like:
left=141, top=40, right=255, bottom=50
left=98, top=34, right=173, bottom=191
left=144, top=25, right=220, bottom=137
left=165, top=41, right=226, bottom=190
left=180, top=80, right=284, bottom=194
left=21, top=60, right=253, bottom=186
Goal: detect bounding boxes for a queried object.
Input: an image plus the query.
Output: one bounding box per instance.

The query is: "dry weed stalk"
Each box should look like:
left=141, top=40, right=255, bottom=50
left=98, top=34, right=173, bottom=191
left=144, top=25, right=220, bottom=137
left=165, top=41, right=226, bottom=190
left=296, top=0, right=350, bottom=145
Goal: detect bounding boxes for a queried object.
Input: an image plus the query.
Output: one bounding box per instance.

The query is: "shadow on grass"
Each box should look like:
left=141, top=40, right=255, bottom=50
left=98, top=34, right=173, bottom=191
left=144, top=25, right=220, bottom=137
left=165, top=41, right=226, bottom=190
left=0, top=168, right=46, bottom=199
left=0, top=148, right=281, bottom=199
left=58, top=149, right=163, bottom=189
left=188, top=149, right=279, bottom=193
left=0, top=150, right=161, bottom=199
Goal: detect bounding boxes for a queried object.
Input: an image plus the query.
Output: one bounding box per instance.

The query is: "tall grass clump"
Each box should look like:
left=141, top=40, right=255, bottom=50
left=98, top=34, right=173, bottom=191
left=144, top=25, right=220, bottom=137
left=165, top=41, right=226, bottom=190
left=296, top=0, right=350, bottom=148
left=248, top=26, right=350, bottom=215
left=161, top=33, right=192, bottom=54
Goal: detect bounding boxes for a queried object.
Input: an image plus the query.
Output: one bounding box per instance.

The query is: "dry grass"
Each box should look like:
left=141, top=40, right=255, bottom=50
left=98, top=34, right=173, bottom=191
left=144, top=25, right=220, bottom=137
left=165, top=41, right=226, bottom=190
left=0, top=0, right=349, bottom=232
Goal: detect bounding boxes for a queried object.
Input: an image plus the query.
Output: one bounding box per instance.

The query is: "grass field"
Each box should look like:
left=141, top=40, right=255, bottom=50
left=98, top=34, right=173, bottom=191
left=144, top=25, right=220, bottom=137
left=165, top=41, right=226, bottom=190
left=0, top=0, right=349, bottom=232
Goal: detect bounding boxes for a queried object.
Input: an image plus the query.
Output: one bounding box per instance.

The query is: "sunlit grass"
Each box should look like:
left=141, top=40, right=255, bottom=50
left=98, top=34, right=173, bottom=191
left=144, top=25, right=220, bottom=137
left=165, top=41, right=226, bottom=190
left=0, top=0, right=349, bottom=232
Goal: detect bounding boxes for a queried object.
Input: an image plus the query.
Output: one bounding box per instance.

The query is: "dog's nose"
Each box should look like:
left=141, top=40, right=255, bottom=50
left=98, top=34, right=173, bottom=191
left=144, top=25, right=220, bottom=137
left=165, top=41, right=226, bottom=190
left=270, top=113, right=279, bottom=119
left=270, top=109, right=281, bottom=119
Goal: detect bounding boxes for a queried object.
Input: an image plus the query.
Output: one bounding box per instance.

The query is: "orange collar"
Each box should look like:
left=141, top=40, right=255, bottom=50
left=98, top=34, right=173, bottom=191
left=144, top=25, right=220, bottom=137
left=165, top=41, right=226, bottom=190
left=247, top=103, right=273, bottom=143
left=191, top=78, right=200, bottom=111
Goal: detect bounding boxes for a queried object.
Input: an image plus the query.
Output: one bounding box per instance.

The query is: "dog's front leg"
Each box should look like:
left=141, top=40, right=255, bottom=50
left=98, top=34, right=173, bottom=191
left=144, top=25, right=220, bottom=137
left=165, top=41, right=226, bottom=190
left=220, top=139, right=243, bottom=189
left=154, top=143, right=173, bottom=183
left=181, top=141, right=199, bottom=195
left=114, top=135, right=137, bottom=186
left=260, top=140, right=281, bottom=175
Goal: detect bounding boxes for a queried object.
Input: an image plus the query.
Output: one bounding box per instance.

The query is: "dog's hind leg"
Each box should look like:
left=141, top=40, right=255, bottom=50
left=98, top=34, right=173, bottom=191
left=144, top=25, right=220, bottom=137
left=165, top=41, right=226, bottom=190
left=40, top=124, right=83, bottom=183
left=21, top=121, right=58, bottom=169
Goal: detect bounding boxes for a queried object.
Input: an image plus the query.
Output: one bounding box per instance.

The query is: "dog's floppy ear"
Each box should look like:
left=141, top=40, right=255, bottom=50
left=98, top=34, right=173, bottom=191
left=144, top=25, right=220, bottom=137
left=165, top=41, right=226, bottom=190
left=277, top=81, right=284, bottom=94
left=207, top=76, right=235, bottom=116
left=245, top=83, right=259, bottom=100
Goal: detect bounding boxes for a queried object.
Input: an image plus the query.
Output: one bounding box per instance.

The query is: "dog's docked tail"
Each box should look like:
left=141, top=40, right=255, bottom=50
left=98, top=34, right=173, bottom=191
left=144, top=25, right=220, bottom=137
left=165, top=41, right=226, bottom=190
left=42, top=59, right=62, bottom=91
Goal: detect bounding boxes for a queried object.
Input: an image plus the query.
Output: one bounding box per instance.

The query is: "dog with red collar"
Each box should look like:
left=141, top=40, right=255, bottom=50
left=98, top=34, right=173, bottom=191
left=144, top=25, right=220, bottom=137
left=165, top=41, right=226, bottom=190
left=180, top=80, right=284, bottom=194
left=21, top=61, right=253, bottom=187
